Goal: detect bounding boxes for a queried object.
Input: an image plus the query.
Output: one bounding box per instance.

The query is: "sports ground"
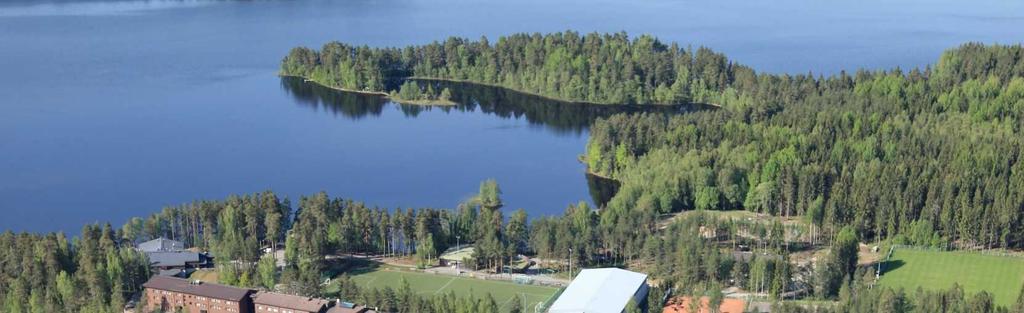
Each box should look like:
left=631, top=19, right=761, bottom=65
left=338, top=266, right=560, bottom=311
left=877, top=248, right=1024, bottom=306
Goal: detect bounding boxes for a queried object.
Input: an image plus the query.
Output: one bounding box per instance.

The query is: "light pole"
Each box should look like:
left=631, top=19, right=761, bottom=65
left=456, top=236, right=461, bottom=274
left=568, top=248, right=573, bottom=278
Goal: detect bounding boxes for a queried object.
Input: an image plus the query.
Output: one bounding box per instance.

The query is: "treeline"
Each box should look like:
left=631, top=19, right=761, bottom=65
left=0, top=225, right=151, bottom=313
left=281, top=31, right=747, bottom=105
left=115, top=185, right=814, bottom=300
left=773, top=285, right=1024, bottom=313
left=119, top=190, right=291, bottom=263
left=3, top=185, right=1019, bottom=312
left=587, top=43, right=1024, bottom=249
left=117, top=181, right=531, bottom=296
left=390, top=80, right=453, bottom=103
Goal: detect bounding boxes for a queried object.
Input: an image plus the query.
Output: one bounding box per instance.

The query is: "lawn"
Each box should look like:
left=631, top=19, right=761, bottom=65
left=330, top=265, right=559, bottom=312
left=188, top=269, right=219, bottom=283
left=877, top=248, right=1024, bottom=306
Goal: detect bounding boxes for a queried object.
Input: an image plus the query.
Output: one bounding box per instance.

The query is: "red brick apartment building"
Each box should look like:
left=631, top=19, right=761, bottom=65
left=142, top=276, right=254, bottom=313
left=253, top=291, right=330, bottom=313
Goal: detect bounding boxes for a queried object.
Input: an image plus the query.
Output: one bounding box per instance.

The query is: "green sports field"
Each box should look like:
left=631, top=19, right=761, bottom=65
left=877, top=248, right=1024, bottom=306
left=334, top=266, right=560, bottom=311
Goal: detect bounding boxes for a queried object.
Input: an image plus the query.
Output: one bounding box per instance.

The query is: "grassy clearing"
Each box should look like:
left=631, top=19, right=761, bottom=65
left=440, top=246, right=474, bottom=262
left=877, top=248, right=1024, bottom=306
left=188, top=269, right=219, bottom=283
left=331, top=265, right=558, bottom=311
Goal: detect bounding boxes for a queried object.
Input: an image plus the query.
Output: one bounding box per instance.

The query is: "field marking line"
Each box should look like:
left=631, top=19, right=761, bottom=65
left=499, top=294, right=516, bottom=306
left=434, top=277, right=457, bottom=295
left=363, top=275, right=379, bottom=287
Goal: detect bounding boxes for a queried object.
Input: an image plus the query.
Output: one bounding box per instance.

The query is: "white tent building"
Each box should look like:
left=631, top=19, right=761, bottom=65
left=548, top=268, right=649, bottom=313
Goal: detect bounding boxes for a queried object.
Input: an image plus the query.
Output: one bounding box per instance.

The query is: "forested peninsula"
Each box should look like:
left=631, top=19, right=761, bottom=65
left=280, top=31, right=737, bottom=105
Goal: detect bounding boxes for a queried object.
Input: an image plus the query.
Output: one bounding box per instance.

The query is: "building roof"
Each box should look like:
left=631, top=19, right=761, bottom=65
left=548, top=268, right=649, bottom=313
left=143, top=276, right=253, bottom=301
left=253, top=291, right=330, bottom=312
left=662, top=296, right=745, bottom=313
left=326, top=303, right=374, bottom=313
left=146, top=251, right=200, bottom=267
left=139, top=237, right=185, bottom=252
left=158, top=269, right=186, bottom=277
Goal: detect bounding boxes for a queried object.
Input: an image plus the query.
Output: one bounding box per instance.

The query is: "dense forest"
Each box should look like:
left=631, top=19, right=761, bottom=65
left=2, top=183, right=1022, bottom=313
left=0, top=225, right=151, bottom=313
left=587, top=43, right=1024, bottom=251
left=280, top=31, right=742, bottom=105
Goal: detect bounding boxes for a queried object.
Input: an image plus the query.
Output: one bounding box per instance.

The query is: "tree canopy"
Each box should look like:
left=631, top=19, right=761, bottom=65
left=281, top=31, right=748, bottom=105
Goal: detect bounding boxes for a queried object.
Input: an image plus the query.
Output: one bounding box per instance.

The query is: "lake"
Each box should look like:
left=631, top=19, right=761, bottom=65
left=1, top=0, right=1022, bottom=233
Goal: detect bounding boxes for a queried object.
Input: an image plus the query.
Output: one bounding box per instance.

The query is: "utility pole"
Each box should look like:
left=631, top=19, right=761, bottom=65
left=568, top=248, right=573, bottom=278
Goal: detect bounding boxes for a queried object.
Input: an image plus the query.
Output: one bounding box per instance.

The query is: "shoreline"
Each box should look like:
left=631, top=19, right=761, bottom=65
left=577, top=155, right=617, bottom=180
left=408, top=76, right=721, bottom=108
left=279, top=74, right=457, bottom=107
left=280, top=74, right=718, bottom=108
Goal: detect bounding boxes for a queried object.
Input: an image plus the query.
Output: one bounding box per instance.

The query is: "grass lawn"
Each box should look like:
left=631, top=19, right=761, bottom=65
left=877, top=249, right=1024, bottom=306
left=189, top=269, right=219, bottom=283
left=440, top=246, right=474, bottom=262
left=329, top=265, right=559, bottom=312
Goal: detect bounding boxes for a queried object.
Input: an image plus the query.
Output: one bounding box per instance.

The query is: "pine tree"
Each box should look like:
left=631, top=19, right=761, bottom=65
left=259, top=254, right=278, bottom=290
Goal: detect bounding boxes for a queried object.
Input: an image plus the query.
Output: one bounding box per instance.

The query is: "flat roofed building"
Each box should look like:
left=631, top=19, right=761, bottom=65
left=325, top=302, right=376, bottom=313
left=142, top=276, right=254, bottom=313
left=147, top=251, right=202, bottom=269
left=662, top=296, right=746, bottom=313
left=548, top=268, right=649, bottom=313
left=253, top=291, right=330, bottom=313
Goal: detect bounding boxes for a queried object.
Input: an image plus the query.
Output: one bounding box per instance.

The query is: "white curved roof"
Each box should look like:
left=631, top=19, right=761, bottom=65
left=548, top=268, right=648, bottom=313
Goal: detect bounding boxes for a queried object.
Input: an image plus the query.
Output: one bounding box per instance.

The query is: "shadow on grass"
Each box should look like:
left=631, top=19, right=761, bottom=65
left=879, top=259, right=906, bottom=275
left=324, top=258, right=383, bottom=278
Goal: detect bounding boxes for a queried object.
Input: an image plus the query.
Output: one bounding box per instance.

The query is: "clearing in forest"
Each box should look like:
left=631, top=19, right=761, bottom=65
left=877, top=248, right=1024, bottom=306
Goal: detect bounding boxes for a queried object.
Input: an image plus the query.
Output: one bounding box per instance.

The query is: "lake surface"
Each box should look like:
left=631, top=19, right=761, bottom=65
left=2, top=0, right=1023, bottom=233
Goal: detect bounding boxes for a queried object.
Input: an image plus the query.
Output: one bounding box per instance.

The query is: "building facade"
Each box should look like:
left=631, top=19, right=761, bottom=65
left=253, top=291, right=330, bottom=313
left=142, top=276, right=254, bottom=313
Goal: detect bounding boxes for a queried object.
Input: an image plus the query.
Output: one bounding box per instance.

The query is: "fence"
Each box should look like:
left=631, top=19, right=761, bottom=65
left=887, top=244, right=1024, bottom=258
left=535, top=286, right=566, bottom=313
left=876, top=244, right=1024, bottom=282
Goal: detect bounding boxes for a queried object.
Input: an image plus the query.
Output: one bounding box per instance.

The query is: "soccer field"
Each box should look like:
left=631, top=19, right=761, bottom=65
left=339, top=267, right=560, bottom=311
left=877, top=248, right=1024, bottom=306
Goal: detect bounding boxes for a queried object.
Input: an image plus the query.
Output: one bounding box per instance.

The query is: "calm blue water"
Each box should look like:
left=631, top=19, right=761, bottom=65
left=2, top=0, right=1022, bottom=233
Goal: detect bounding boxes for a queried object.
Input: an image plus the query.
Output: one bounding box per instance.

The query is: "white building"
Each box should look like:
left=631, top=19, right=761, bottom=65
left=548, top=268, right=649, bottom=313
